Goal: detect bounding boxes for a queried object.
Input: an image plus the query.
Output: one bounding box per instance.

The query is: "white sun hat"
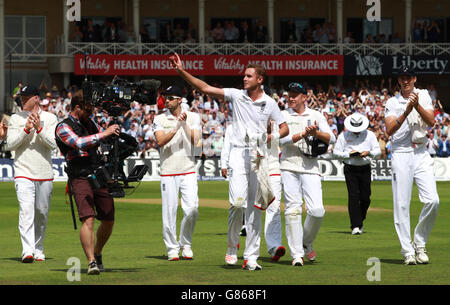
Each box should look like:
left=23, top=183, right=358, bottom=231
left=344, top=112, right=369, bottom=133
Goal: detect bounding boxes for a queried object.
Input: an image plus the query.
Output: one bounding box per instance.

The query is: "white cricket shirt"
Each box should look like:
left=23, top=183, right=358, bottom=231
left=153, top=110, right=201, bottom=176
left=6, top=110, right=57, bottom=180
left=385, top=88, right=433, bottom=153
left=223, top=88, right=285, bottom=147
left=333, top=130, right=381, bottom=166
left=279, top=107, right=335, bottom=175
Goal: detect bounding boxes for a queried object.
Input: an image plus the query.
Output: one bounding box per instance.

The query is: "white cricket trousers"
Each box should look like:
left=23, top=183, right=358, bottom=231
left=227, top=147, right=261, bottom=263
left=281, top=171, right=325, bottom=260
left=391, top=148, right=439, bottom=257
left=264, top=174, right=282, bottom=256
left=15, top=178, right=52, bottom=257
left=161, top=173, right=199, bottom=256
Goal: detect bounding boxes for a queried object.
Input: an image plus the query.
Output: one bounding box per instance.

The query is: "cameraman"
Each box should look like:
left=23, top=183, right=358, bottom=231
left=55, top=90, right=120, bottom=275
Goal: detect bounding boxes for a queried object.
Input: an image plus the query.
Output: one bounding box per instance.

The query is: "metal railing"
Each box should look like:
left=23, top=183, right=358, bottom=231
left=7, top=42, right=450, bottom=62
left=66, top=42, right=450, bottom=56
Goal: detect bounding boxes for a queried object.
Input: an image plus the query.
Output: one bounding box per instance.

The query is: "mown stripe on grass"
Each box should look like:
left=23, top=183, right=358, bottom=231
left=115, top=198, right=391, bottom=213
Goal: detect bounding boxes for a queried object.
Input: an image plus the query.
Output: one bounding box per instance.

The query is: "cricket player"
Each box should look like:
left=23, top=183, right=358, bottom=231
left=264, top=121, right=285, bottom=262
left=221, top=124, right=246, bottom=237
left=153, top=85, right=202, bottom=261
left=170, top=53, right=288, bottom=270
left=0, top=117, right=7, bottom=142
left=384, top=65, right=439, bottom=265
left=5, top=84, right=57, bottom=263
left=279, top=82, right=335, bottom=266
left=220, top=123, right=233, bottom=180
left=221, top=122, right=286, bottom=262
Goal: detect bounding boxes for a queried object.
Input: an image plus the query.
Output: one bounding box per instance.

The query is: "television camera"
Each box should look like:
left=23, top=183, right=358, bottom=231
left=80, top=76, right=161, bottom=198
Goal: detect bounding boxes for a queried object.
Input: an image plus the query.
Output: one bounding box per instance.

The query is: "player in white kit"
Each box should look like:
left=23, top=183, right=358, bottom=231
left=170, top=53, right=289, bottom=270
left=5, top=84, right=57, bottom=263
left=220, top=124, right=246, bottom=237
left=153, top=85, right=202, bottom=261
left=384, top=65, right=439, bottom=265
left=279, top=82, right=335, bottom=266
left=222, top=122, right=286, bottom=262
left=264, top=121, right=286, bottom=262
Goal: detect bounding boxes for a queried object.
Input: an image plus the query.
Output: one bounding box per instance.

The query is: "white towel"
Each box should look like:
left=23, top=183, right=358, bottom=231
left=248, top=132, right=275, bottom=211
left=407, top=108, right=427, bottom=144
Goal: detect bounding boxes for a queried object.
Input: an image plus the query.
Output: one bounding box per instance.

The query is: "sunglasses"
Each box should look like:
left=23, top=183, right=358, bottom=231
left=288, top=82, right=307, bottom=94
left=288, top=82, right=303, bottom=89
left=165, top=96, right=180, bottom=101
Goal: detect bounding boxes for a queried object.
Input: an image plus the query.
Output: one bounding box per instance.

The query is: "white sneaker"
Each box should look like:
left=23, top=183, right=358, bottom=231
left=292, top=257, right=304, bottom=266
left=415, top=247, right=429, bottom=264
left=34, top=253, right=46, bottom=262
left=168, top=252, right=180, bottom=261
left=87, top=260, right=100, bottom=275
left=34, top=251, right=45, bottom=262
left=182, top=246, right=193, bottom=260
left=403, top=255, right=417, bottom=265
left=225, top=253, right=238, bottom=265
left=243, top=260, right=262, bottom=271
left=225, top=246, right=238, bottom=265
left=352, top=227, right=361, bottom=235
left=21, top=253, right=34, bottom=263
left=303, top=245, right=316, bottom=262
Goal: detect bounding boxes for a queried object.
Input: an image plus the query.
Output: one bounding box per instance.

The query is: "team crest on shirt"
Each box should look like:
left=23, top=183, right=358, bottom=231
left=259, top=102, right=266, bottom=113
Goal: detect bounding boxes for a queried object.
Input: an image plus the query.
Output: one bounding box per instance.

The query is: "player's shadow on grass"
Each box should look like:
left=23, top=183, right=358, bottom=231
left=145, top=255, right=170, bottom=260
left=2, top=257, right=54, bottom=262
left=328, top=231, right=354, bottom=234
left=379, top=258, right=403, bottom=265
left=260, top=257, right=316, bottom=266
left=260, top=257, right=293, bottom=266
left=50, top=268, right=143, bottom=273
left=220, top=264, right=243, bottom=270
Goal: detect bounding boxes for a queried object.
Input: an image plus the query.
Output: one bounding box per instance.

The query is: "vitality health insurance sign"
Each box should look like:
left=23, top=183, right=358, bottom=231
left=74, top=54, right=344, bottom=76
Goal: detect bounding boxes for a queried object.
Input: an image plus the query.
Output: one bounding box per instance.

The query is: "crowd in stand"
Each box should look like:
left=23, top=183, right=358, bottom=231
left=71, top=19, right=138, bottom=43
left=70, top=17, right=449, bottom=44
left=9, top=79, right=450, bottom=159
left=411, top=18, right=444, bottom=43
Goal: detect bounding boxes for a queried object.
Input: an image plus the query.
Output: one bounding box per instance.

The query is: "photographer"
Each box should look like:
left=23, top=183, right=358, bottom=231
left=55, top=90, right=120, bottom=275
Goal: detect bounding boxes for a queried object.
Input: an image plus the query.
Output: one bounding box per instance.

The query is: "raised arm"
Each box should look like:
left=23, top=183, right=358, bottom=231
left=170, top=53, right=225, bottom=100
left=56, top=121, right=119, bottom=150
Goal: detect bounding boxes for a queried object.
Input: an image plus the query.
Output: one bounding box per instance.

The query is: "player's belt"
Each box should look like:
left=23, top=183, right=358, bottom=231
left=343, top=162, right=371, bottom=167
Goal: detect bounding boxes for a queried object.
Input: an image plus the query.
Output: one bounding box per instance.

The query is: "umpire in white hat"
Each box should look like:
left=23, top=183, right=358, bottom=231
left=333, top=113, right=381, bottom=235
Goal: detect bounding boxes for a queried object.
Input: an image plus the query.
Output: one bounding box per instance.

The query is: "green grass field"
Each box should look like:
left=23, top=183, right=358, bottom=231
left=0, top=180, right=449, bottom=285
